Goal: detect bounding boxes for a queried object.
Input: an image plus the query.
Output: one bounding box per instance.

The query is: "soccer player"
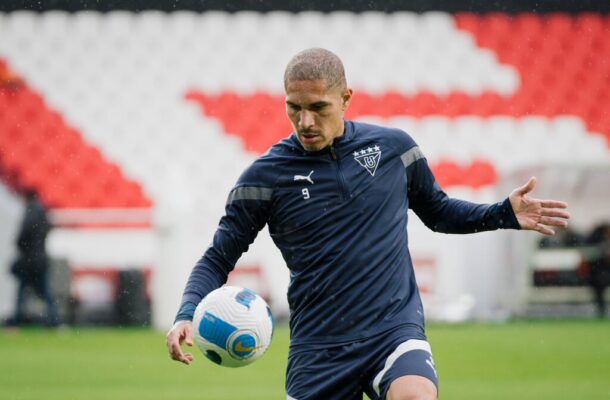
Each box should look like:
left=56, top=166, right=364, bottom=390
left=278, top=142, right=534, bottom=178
left=166, top=48, right=570, bottom=399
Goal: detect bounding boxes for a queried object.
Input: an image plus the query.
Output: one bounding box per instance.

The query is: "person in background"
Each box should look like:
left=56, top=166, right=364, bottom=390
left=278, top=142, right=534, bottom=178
left=587, top=223, right=610, bottom=318
left=538, top=226, right=585, bottom=249
left=6, top=188, right=60, bottom=327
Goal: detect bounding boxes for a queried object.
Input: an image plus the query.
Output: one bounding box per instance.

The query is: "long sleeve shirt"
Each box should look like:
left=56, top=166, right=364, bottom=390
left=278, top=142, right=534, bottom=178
left=176, top=120, right=520, bottom=347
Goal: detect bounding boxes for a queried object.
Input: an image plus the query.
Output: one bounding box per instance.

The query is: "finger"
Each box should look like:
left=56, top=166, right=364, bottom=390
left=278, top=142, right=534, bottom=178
left=167, top=335, right=183, bottom=360
left=166, top=332, right=178, bottom=353
left=169, top=340, right=191, bottom=365
left=541, top=208, right=571, bottom=219
left=539, top=216, right=569, bottom=227
left=169, top=341, right=184, bottom=361
left=185, top=325, right=193, bottom=347
left=515, top=176, right=536, bottom=196
left=534, top=223, right=555, bottom=235
left=540, top=200, right=568, bottom=209
left=180, top=353, right=193, bottom=365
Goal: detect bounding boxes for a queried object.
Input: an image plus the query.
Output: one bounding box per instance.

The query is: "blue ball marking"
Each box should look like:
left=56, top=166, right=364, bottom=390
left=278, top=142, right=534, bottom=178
left=199, top=311, right=238, bottom=350
left=267, top=305, right=274, bottom=338
left=230, top=333, right=256, bottom=359
left=235, top=288, right=257, bottom=309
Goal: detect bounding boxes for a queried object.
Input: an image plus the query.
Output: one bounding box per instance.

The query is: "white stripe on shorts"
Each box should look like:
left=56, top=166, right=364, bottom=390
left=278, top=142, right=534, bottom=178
left=372, top=339, right=432, bottom=396
left=286, top=395, right=298, bottom=400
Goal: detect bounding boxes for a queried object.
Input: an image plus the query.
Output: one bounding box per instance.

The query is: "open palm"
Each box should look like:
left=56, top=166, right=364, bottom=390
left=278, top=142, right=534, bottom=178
left=509, top=177, right=570, bottom=235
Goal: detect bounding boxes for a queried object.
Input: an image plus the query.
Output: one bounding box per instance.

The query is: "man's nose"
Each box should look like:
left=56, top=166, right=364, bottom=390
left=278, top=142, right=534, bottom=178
left=299, top=111, right=314, bottom=129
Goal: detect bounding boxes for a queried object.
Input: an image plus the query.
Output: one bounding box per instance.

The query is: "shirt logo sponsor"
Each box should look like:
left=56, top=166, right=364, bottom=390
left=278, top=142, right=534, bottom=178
left=294, top=170, right=314, bottom=184
left=353, top=145, right=381, bottom=176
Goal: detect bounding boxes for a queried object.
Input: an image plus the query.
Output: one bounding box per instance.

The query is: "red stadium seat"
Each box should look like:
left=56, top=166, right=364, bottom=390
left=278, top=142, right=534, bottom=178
left=6, top=12, right=606, bottom=199
left=465, top=160, right=497, bottom=188
left=432, top=160, right=462, bottom=188
left=0, top=59, right=152, bottom=209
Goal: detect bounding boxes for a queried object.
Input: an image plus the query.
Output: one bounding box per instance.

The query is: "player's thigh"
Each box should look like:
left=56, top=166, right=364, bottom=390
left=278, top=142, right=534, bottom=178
left=366, top=339, right=438, bottom=400
left=386, top=375, right=437, bottom=400
left=286, top=346, right=364, bottom=400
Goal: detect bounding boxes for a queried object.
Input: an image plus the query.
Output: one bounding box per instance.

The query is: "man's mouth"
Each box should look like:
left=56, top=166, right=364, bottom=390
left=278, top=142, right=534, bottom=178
left=300, top=131, right=320, bottom=140
left=298, top=132, right=318, bottom=144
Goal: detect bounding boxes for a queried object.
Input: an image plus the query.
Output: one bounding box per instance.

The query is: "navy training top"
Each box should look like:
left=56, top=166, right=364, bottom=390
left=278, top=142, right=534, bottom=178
left=176, top=121, right=520, bottom=347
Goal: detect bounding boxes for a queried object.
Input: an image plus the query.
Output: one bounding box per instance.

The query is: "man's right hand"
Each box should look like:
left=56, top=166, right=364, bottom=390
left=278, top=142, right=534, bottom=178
left=166, top=320, right=194, bottom=365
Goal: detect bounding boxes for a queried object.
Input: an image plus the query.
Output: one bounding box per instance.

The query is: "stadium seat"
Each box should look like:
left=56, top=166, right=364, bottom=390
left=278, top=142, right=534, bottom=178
left=1, top=10, right=609, bottom=207
left=0, top=60, right=152, bottom=209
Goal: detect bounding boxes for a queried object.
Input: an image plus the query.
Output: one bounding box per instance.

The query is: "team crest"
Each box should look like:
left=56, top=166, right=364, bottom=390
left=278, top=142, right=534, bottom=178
left=353, top=145, right=381, bottom=176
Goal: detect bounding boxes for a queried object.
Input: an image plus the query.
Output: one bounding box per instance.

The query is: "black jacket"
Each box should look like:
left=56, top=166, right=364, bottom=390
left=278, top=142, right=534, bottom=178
left=16, top=196, right=51, bottom=269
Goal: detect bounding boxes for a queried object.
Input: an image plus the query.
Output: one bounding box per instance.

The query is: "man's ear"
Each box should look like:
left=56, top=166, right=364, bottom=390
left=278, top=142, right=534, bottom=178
left=342, top=88, right=353, bottom=110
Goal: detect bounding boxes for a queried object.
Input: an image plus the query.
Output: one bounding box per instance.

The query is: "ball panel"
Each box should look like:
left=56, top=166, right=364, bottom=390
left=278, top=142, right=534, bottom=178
left=198, top=311, right=238, bottom=350
left=205, top=350, right=222, bottom=365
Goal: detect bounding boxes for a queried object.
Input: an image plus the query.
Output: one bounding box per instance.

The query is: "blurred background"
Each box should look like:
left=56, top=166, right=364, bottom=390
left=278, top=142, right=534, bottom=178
left=0, top=1, right=609, bottom=398
left=2, top=0, right=609, bottom=329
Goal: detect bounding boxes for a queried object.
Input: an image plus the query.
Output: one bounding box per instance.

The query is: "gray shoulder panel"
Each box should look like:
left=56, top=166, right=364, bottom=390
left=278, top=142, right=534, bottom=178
left=400, top=146, right=425, bottom=168
left=227, top=186, right=273, bottom=204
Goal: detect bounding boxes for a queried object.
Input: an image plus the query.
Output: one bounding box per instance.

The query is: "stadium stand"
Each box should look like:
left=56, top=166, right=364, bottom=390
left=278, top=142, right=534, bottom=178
left=0, top=10, right=608, bottom=324
left=0, top=61, right=151, bottom=209
left=1, top=11, right=608, bottom=211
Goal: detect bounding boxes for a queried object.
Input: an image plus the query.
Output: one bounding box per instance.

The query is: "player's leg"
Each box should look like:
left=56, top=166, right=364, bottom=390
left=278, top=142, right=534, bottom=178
left=366, top=338, right=438, bottom=400
left=386, top=375, right=437, bottom=400
left=36, top=272, right=60, bottom=326
left=12, top=279, right=28, bottom=324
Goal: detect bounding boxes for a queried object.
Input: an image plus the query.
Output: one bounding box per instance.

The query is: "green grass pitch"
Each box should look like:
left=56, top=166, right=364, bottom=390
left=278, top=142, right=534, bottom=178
left=1, top=320, right=609, bottom=399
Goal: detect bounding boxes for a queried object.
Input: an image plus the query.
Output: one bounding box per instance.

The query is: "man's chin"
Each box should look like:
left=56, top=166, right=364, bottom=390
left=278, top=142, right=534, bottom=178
left=302, top=143, right=323, bottom=152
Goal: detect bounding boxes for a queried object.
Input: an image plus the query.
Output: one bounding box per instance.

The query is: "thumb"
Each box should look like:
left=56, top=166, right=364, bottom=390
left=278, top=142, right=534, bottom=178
left=515, top=176, right=536, bottom=196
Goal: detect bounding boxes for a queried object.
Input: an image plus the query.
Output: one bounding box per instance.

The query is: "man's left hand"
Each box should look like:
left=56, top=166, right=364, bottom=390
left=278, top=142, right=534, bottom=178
left=509, top=176, right=570, bottom=235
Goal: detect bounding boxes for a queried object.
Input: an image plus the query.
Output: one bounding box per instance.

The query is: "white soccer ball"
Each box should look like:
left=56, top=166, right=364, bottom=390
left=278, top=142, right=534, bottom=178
left=192, top=286, right=274, bottom=368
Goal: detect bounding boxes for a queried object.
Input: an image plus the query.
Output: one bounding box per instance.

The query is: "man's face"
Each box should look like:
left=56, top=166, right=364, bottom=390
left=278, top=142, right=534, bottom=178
left=285, top=79, right=352, bottom=151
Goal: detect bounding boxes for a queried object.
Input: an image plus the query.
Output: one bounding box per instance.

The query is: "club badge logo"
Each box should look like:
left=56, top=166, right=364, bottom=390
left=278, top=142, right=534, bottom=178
left=353, top=145, right=381, bottom=176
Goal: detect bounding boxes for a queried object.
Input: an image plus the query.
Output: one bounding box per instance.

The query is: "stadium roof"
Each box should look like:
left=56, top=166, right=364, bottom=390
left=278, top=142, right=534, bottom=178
left=1, top=0, right=609, bottom=13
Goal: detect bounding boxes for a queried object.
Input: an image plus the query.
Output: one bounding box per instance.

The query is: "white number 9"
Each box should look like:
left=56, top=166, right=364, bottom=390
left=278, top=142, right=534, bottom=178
left=302, top=188, right=310, bottom=200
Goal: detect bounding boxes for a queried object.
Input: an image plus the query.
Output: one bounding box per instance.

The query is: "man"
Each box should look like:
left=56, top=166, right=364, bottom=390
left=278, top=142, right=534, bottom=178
left=8, top=189, right=60, bottom=327
left=587, top=223, right=610, bottom=317
left=167, top=48, right=570, bottom=399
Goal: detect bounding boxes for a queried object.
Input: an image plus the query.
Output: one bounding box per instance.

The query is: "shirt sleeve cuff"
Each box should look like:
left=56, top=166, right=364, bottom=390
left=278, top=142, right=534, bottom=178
left=174, top=301, right=197, bottom=323
left=498, top=197, right=521, bottom=230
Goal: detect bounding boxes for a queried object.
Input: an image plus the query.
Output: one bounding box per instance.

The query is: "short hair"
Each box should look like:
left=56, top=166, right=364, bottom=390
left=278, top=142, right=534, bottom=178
left=283, top=48, right=347, bottom=90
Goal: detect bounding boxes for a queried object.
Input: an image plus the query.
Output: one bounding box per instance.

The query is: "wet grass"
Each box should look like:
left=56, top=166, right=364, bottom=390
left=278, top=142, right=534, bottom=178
left=428, top=319, right=610, bottom=399
left=0, top=319, right=608, bottom=399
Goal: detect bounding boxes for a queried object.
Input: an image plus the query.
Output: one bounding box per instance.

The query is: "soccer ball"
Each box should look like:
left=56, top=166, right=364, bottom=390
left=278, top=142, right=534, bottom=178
left=192, top=286, right=274, bottom=368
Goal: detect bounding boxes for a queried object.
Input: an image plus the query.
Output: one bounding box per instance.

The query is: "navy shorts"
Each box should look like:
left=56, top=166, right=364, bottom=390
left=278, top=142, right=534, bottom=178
left=286, top=327, right=438, bottom=400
